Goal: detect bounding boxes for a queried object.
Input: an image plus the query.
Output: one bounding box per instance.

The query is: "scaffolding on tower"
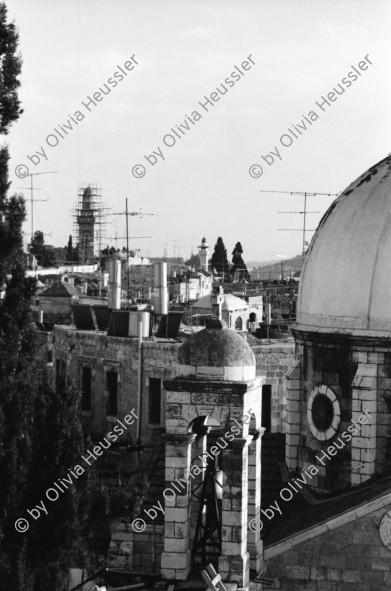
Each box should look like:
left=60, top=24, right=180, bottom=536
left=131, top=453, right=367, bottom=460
left=71, top=183, right=109, bottom=265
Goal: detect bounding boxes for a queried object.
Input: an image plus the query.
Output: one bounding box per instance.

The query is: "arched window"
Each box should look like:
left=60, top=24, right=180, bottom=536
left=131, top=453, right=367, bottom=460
left=235, top=316, right=243, bottom=330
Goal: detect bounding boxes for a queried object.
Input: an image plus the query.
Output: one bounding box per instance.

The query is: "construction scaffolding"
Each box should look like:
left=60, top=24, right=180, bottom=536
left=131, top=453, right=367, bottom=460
left=72, top=183, right=108, bottom=265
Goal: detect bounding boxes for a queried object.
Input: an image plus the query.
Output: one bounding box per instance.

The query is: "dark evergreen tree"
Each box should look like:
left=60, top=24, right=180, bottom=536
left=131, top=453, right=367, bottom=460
left=26, top=384, right=101, bottom=591
left=211, top=237, right=230, bottom=276
left=0, top=6, right=33, bottom=584
left=66, top=235, right=73, bottom=261
left=30, top=230, right=56, bottom=267
left=0, top=2, right=23, bottom=134
left=72, top=242, right=80, bottom=263
left=231, top=241, right=250, bottom=281
left=0, top=5, right=97, bottom=589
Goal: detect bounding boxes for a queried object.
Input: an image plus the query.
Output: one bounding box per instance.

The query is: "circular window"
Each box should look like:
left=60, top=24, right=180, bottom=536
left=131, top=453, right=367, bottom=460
left=312, top=394, right=334, bottom=431
left=307, top=385, right=341, bottom=441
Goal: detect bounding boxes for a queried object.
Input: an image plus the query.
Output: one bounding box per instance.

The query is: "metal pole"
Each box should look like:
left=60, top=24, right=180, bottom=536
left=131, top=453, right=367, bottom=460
left=137, top=319, right=143, bottom=458
left=126, top=198, right=130, bottom=304
left=30, top=174, right=33, bottom=246
left=303, top=192, right=307, bottom=256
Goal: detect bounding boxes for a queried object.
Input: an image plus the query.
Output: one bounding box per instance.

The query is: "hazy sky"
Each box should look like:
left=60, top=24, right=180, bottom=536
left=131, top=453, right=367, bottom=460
left=5, top=0, right=391, bottom=263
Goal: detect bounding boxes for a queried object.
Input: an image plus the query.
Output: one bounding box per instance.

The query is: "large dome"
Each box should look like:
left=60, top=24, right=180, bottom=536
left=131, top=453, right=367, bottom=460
left=297, top=155, right=391, bottom=336
left=178, top=319, right=255, bottom=381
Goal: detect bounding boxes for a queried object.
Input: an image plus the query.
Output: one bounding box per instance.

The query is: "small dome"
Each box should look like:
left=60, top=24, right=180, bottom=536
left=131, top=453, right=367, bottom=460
left=222, top=293, right=249, bottom=311
left=178, top=318, right=255, bottom=381
left=297, top=154, right=391, bottom=335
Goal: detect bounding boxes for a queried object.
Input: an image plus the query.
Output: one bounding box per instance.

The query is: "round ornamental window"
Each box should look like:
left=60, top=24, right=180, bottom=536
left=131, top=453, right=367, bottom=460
left=307, top=385, right=341, bottom=441
left=312, top=394, right=334, bottom=431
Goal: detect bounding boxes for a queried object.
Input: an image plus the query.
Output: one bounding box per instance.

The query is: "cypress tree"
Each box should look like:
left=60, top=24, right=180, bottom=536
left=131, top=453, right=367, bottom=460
left=211, top=236, right=230, bottom=276
left=231, top=241, right=250, bottom=281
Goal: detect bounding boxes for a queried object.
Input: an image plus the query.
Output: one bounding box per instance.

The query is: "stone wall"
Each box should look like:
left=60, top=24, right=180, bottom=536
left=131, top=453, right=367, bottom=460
left=376, top=351, right=391, bottom=474
left=53, top=326, right=181, bottom=441
left=265, top=503, right=391, bottom=591
left=287, top=330, right=391, bottom=493
left=109, top=522, right=164, bottom=573
left=39, top=295, right=74, bottom=324
left=252, top=343, right=295, bottom=432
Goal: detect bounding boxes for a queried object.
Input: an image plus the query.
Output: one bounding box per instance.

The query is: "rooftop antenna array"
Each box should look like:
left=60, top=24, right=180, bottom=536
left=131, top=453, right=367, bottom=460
left=18, top=170, right=57, bottom=248
left=259, top=190, right=339, bottom=256
left=108, top=200, right=156, bottom=300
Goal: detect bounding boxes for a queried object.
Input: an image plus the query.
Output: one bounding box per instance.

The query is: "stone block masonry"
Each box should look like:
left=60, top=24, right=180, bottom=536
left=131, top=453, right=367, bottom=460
left=252, top=343, right=295, bottom=432
left=265, top=502, right=391, bottom=590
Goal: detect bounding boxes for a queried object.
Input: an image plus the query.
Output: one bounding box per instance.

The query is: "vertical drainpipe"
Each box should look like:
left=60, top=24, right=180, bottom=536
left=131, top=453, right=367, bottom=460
left=137, top=319, right=143, bottom=458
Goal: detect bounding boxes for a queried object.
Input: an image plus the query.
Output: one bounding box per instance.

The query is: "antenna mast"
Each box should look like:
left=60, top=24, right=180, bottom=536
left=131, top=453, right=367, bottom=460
left=260, top=190, right=339, bottom=256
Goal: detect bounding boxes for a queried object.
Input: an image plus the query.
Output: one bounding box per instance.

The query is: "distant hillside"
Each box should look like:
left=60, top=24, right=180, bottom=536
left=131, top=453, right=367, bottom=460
left=250, top=254, right=304, bottom=280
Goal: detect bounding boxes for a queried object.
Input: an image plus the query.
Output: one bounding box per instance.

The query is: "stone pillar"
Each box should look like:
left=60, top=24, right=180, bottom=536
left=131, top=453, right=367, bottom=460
left=285, top=360, right=301, bottom=472
left=219, top=436, right=252, bottom=589
left=190, top=435, right=206, bottom=548
left=161, top=433, right=196, bottom=580
left=247, top=427, right=264, bottom=573
left=351, top=362, right=377, bottom=486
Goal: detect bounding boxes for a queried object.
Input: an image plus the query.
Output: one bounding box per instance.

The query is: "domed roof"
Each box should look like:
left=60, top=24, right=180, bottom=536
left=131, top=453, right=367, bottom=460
left=178, top=318, right=255, bottom=381
left=222, top=293, right=249, bottom=311
left=297, top=155, right=391, bottom=335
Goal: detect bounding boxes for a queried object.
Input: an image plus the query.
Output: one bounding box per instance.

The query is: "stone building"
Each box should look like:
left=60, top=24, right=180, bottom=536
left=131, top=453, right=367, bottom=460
left=53, top=316, right=293, bottom=581
left=52, top=157, right=391, bottom=589
left=53, top=322, right=293, bottom=444
left=169, top=270, right=213, bottom=303
left=38, top=281, right=81, bottom=324
left=263, top=154, right=391, bottom=589
left=191, top=292, right=263, bottom=332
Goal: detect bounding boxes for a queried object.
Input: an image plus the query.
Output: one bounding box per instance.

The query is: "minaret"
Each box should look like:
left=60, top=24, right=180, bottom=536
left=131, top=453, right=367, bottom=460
left=77, top=186, right=95, bottom=263
left=198, top=236, right=209, bottom=272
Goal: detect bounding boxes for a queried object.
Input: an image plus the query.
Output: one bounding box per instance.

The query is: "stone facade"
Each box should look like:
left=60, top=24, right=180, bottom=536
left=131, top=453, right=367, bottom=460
left=161, top=322, right=264, bottom=585
left=53, top=326, right=180, bottom=442
left=252, top=342, right=294, bottom=433
left=52, top=323, right=295, bottom=580
left=169, top=274, right=213, bottom=303
left=109, top=522, right=164, bottom=573
left=286, top=329, right=391, bottom=493
left=265, top=500, right=391, bottom=591
left=53, top=326, right=295, bottom=440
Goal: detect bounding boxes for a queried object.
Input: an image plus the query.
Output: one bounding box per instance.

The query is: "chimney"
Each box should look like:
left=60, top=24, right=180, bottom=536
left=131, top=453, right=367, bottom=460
left=108, top=257, right=121, bottom=309
left=153, top=262, right=168, bottom=315
left=211, top=286, right=223, bottom=321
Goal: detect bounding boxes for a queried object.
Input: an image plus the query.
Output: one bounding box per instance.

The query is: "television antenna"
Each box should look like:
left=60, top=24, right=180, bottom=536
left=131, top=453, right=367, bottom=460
left=259, top=190, right=339, bottom=256
left=18, top=171, right=58, bottom=247
left=109, top=200, right=156, bottom=299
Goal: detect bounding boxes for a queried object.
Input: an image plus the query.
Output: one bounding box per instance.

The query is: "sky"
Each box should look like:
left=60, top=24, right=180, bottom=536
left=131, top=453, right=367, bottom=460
left=4, top=0, right=391, bottom=264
